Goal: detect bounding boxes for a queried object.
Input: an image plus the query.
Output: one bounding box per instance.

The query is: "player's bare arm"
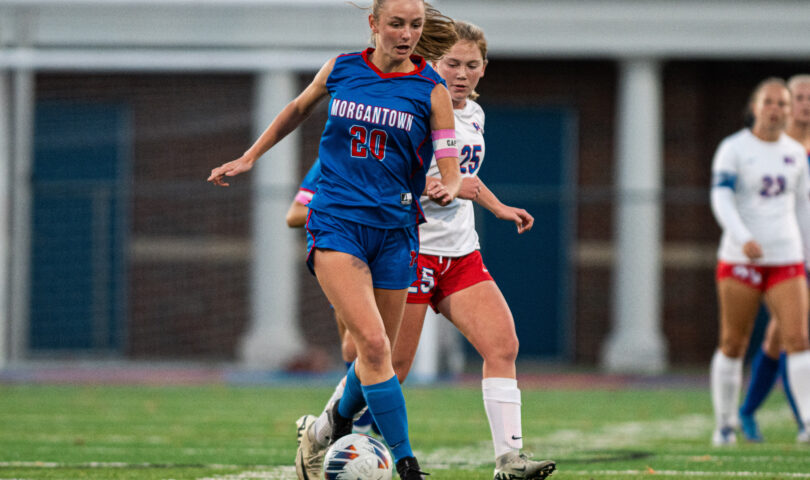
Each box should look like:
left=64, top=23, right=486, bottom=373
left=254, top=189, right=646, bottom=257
left=208, top=58, right=335, bottom=186
left=428, top=84, right=461, bottom=204
left=475, top=178, right=534, bottom=234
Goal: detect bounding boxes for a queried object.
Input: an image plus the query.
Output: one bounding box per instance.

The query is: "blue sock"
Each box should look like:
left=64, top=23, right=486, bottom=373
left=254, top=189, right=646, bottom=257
left=338, top=362, right=367, bottom=419
left=740, top=349, right=779, bottom=416
left=779, top=353, right=804, bottom=431
left=362, top=375, right=413, bottom=462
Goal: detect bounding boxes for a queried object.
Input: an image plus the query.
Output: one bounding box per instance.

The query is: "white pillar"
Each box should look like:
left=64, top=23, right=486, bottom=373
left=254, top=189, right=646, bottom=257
left=602, top=58, right=668, bottom=374
left=238, top=70, right=305, bottom=369
left=0, top=71, right=10, bottom=368
left=8, top=68, right=34, bottom=363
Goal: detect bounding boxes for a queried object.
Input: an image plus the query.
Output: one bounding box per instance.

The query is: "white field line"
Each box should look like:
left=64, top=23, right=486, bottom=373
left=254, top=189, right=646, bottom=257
left=567, top=470, right=810, bottom=478
left=1, top=407, right=803, bottom=480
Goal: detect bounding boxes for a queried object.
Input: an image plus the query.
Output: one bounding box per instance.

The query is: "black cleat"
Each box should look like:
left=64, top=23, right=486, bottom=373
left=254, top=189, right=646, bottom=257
left=396, top=456, right=430, bottom=480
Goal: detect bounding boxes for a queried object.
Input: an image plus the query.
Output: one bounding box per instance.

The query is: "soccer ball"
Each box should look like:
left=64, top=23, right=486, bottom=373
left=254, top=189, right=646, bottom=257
left=323, top=433, right=393, bottom=480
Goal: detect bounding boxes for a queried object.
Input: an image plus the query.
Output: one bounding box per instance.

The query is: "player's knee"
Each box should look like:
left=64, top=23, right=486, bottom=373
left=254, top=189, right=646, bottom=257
left=719, top=339, right=746, bottom=358
left=391, top=355, right=412, bottom=383
left=483, top=334, right=519, bottom=366
left=341, top=339, right=357, bottom=363
left=357, top=333, right=391, bottom=369
left=782, top=337, right=810, bottom=354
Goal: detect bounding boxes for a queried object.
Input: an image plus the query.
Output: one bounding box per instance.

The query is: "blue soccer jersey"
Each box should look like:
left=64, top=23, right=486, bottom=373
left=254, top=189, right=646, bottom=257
left=308, top=48, right=445, bottom=229
left=300, top=158, right=321, bottom=194
left=294, top=158, right=321, bottom=206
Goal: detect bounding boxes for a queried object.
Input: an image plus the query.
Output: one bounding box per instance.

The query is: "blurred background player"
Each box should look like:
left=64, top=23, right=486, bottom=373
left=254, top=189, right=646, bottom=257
left=285, top=157, right=375, bottom=434
left=738, top=74, right=810, bottom=443
left=709, top=77, right=810, bottom=446
left=390, top=20, right=555, bottom=480
left=250, top=1, right=462, bottom=479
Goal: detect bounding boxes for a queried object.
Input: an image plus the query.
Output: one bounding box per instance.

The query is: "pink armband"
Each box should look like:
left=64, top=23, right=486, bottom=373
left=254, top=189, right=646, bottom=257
left=432, top=129, right=458, bottom=159
left=294, top=190, right=314, bottom=206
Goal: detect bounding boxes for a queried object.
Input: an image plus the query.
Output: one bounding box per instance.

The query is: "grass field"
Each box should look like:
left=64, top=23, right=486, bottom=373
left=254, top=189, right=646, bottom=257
left=1, top=378, right=809, bottom=479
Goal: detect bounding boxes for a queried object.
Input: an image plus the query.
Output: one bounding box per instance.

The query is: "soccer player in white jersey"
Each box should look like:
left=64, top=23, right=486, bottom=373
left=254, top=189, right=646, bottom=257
left=738, top=74, right=810, bottom=443
left=392, top=21, right=555, bottom=479
left=710, top=77, right=810, bottom=446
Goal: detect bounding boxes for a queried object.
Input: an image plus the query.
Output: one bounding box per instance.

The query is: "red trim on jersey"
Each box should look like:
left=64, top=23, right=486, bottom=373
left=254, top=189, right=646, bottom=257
left=361, top=48, right=427, bottom=78
left=304, top=208, right=316, bottom=261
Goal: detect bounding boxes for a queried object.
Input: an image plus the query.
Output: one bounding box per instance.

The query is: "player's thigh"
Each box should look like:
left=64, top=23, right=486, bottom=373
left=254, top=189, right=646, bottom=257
left=313, top=249, right=385, bottom=345
left=716, top=278, right=762, bottom=354
left=764, top=277, right=810, bottom=352
left=373, top=287, right=409, bottom=345
left=437, top=280, right=518, bottom=357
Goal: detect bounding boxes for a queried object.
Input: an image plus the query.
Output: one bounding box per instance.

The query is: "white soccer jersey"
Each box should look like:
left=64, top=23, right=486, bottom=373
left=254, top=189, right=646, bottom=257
left=711, top=129, right=810, bottom=265
left=419, top=100, right=486, bottom=256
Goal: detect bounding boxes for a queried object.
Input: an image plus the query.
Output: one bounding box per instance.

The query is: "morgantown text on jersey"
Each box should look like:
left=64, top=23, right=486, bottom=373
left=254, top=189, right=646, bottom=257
left=331, top=99, right=414, bottom=132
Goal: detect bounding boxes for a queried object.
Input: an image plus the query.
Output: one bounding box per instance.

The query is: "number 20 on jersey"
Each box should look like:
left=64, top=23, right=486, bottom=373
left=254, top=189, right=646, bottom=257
left=351, top=125, right=387, bottom=161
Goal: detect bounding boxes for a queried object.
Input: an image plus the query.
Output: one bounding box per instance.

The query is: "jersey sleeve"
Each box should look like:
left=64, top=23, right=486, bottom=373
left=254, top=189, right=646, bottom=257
left=710, top=138, right=754, bottom=245
left=295, top=158, right=321, bottom=206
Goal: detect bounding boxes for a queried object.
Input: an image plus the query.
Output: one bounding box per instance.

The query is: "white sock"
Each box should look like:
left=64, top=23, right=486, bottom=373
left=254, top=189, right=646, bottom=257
left=310, top=376, right=346, bottom=446
left=786, top=350, right=810, bottom=430
left=710, top=350, right=742, bottom=430
left=482, top=377, right=522, bottom=459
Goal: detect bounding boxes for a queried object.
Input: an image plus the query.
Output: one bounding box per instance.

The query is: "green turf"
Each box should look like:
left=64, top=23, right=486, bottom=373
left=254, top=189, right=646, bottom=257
left=0, top=382, right=808, bottom=479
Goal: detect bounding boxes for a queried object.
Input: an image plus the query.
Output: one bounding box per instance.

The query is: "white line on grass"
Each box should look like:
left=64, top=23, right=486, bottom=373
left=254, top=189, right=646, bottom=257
left=569, top=469, right=810, bottom=478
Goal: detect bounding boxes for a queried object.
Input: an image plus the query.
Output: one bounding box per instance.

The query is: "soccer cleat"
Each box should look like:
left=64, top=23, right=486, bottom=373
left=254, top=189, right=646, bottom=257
left=739, top=413, right=763, bottom=442
left=493, top=451, right=556, bottom=480
left=327, top=399, right=354, bottom=445
left=797, top=428, right=810, bottom=444
left=712, top=426, right=737, bottom=446
left=295, top=415, right=325, bottom=480
left=396, top=456, right=429, bottom=480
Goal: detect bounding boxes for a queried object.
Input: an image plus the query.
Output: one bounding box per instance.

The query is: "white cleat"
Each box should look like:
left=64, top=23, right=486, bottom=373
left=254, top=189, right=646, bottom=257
left=295, top=415, right=326, bottom=480
left=797, top=429, right=809, bottom=444
left=712, top=426, right=737, bottom=446
left=494, top=451, right=556, bottom=480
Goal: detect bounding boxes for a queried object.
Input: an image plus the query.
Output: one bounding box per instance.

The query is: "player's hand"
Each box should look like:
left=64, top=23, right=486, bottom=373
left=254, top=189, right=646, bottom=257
left=496, top=206, right=534, bottom=234
left=742, top=240, right=763, bottom=260
left=208, top=155, right=255, bottom=187
left=427, top=181, right=453, bottom=206
left=457, top=177, right=481, bottom=200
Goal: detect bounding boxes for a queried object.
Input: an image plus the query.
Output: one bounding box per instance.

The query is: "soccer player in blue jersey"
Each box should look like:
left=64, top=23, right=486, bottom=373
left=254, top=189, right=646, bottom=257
left=208, top=0, right=460, bottom=478
left=738, top=74, right=810, bottom=444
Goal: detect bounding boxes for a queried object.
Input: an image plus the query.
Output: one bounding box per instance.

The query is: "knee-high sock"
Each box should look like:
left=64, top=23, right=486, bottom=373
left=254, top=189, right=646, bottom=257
left=362, top=375, right=413, bottom=462
left=711, top=350, right=743, bottom=429
left=312, top=376, right=346, bottom=446
left=739, top=348, right=779, bottom=416
left=786, top=350, right=810, bottom=431
left=338, top=361, right=367, bottom=419
left=482, top=377, right=523, bottom=459
left=779, top=353, right=804, bottom=430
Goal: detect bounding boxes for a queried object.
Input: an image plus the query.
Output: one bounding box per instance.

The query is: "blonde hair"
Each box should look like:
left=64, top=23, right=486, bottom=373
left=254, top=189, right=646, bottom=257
left=361, top=0, right=457, bottom=62
left=748, top=76, right=788, bottom=109
left=452, top=20, right=488, bottom=101
left=788, top=74, right=810, bottom=92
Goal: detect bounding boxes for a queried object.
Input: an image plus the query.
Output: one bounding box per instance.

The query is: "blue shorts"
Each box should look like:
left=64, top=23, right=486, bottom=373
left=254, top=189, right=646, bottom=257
left=305, top=209, right=419, bottom=290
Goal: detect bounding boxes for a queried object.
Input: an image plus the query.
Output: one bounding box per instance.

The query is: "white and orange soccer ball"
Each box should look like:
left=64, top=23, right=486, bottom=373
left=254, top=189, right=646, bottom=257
left=322, top=433, right=393, bottom=480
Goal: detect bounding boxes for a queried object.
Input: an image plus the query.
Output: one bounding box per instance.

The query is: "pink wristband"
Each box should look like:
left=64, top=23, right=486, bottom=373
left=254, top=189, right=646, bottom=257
left=432, top=129, right=458, bottom=159
left=295, top=190, right=313, bottom=206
